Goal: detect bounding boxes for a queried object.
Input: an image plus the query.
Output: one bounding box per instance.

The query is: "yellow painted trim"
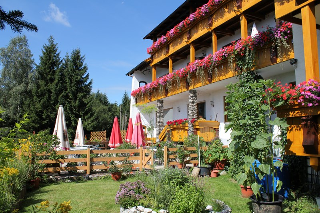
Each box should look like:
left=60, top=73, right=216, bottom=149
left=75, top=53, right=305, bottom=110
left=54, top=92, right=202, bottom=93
left=152, top=65, right=156, bottom=82
left=212, top=31, right=217, bottom=53
left=190, top=43, right=195, bottom=63
left=274, top=0, right=316, bottom=19
left=301, top=3, right=319, bottom=81
left=240, top=14, right=248, bottom=39
left=169, top=57, right=173, bottom=73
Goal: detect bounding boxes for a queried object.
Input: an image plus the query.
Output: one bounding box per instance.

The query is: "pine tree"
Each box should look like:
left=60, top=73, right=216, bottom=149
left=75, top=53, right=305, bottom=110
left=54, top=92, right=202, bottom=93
left=0, top=35, right=35, bottom=127
left=86, top=91, right=118, bottom=137
left=120, top=91, right=130, bottom=130
left=28, top=36, right=61, bottom=132
left=59, top=49, right=92, bottom=139
left=0, top=6, right=37, bottom=32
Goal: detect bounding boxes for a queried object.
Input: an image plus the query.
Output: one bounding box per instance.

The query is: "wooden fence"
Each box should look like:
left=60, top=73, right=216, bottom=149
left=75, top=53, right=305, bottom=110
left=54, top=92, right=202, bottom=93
left=164, top=146, right=200, bottom=167
left=38, top=147, right=153, bottom=175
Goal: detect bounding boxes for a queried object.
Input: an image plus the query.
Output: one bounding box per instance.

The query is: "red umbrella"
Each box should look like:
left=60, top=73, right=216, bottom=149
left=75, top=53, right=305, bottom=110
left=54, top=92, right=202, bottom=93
left=108, top=117, right=123, bottom=148
left=125, top=118, right=133, bottom=142
left=131, top=113, right=145, bottom=148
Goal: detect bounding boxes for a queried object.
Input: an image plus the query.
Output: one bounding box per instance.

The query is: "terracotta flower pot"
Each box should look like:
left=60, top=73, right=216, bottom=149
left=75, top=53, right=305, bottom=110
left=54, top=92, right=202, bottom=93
left=211, top=170, right=219, bottom=178
left=177, top=163, right=183, bottom=169
left=240, top=185, right=254, bottom=198
left=111, top=172, right=122, bottom=181
left=213, top=160, right=227, bottom=170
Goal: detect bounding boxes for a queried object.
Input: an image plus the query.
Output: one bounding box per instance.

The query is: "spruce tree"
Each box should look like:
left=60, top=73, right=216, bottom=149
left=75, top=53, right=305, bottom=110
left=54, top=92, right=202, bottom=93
left=59, top=49, right=92, bottom=139
left=28, top=36, right=61, bottom=132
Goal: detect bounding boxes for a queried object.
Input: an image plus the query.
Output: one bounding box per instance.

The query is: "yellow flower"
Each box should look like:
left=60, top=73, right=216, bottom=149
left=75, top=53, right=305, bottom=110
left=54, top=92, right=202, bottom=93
left=40, top=200, right=50, bottom=207
left=58, top=200, right=72, bottom=213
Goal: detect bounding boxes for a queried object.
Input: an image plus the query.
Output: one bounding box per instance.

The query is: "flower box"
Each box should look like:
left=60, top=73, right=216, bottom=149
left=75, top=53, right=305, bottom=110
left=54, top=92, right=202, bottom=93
left=168, top=120, right=219, bottom=142
left=276, top=103, right=320, bottom=171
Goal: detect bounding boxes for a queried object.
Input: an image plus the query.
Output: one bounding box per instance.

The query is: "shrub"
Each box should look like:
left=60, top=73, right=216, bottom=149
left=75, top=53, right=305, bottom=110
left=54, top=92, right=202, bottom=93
left=0, top=158, right=29, bottom=212
left=115, top=180, right=150, bottom=209
left=169, top=183, right=205, bottom=213
left=136, top=167, right=192, bottom=210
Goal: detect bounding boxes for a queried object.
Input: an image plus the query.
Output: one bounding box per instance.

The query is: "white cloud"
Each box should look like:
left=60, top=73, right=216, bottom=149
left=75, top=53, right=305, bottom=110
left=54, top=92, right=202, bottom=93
left=43, top=3, right=71, bottom=27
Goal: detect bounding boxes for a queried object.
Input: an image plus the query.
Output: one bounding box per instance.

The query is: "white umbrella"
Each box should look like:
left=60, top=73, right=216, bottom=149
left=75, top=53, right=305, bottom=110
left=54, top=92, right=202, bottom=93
left=53, top=105, right=70, bottom=150
left=74, top=118, right=85, bottom=147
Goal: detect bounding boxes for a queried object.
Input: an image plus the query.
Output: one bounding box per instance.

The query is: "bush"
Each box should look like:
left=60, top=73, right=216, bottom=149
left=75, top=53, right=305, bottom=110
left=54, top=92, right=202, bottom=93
left=0, top=158, right=30, bottom=212
left=115, top=180, right=150, bottom=209
left=169, top=183, right=205, bottom=213
left=136, top=167, right=192, bottom=210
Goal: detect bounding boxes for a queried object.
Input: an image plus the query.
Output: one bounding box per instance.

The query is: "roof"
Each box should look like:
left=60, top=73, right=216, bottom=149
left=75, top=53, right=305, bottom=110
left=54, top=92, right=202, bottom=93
left=126, top=59, right=151, bottom=76
left=143, top=0, right=209, bottom=40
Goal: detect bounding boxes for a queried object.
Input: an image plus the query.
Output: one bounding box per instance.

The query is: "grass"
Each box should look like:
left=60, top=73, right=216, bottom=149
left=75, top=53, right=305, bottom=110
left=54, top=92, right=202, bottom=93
left=19, top=173, right=251, bottom=212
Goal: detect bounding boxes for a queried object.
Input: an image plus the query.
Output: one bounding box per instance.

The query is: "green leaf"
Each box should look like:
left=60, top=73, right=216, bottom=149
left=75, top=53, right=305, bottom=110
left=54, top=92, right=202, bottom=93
left=261, top=104, right=269, bottom=111
left=251, top=182, right=261, bottom=195
left=237, top=173, right=247, bottom=185
left=276, top=180, right=283, bottom=192
left=251, top=137, right=268, bottom=149
left=259, top=164, right=270, bottom=175
left=274, top=160, right=283, bottom=170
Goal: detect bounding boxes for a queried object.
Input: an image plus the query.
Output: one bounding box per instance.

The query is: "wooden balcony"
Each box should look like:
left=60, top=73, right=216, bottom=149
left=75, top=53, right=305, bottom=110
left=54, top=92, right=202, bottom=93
left=151, top=0, right=263, bottom=65
left=136, top=41, right=294, bottom=104
left=274, top=0, right=316, bottom=20
left=159, top=120, right=220, bottom=142
left=277, top=103, right=320, bottom=171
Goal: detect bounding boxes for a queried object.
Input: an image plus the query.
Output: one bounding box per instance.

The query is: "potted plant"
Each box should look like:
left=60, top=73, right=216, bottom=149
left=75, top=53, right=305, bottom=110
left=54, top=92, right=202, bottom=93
left=176, top=146, right=187, bottom=168
left=226, top=72, right=288, bottom=212
left=108, top=161, right=122, bottom=181
left=203, top=138, right=228, bottom=170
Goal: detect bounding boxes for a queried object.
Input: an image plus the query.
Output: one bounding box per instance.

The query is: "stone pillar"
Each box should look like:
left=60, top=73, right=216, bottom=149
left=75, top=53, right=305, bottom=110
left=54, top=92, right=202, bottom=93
left=156, top=99, right=164, bottom=141
left=188, top=90, right=197, bottom=135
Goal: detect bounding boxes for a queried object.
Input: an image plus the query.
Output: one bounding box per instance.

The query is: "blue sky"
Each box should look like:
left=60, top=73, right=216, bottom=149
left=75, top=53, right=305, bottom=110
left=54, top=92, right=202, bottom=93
left=0, top=1, right=184, bottom=104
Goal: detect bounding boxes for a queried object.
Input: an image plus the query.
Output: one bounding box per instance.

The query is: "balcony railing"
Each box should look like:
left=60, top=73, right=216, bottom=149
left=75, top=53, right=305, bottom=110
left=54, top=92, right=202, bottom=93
left=135, top=38, right=294, bottom=104
left=150, top=0, right=263, bottom=65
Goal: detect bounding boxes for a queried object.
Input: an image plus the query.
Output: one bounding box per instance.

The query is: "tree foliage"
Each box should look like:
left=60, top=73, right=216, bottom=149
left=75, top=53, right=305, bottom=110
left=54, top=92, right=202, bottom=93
left=28, top=36, right=62, bottom=132
left=120, top=91, right=130, bottom=130
left=0, top=35, right=35, bottom=127
left=58, top=49, right=93, bottom=139
left=86, top=91, right=118, bottom=137
left=0, top=6, right=38, bottom=33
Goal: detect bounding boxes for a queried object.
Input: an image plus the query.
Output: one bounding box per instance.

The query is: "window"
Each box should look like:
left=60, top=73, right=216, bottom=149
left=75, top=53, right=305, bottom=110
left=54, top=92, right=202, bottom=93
left=197, top=102, right=206, bottom=119
left=139, top=81, right=147, bottom=87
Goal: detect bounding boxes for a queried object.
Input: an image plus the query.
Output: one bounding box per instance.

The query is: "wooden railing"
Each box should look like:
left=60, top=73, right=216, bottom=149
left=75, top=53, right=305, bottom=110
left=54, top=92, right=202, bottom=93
left=136, top=41, right=294, bottom=104
left=159, top=120, right=220, bottom=142
left=151, top=0, right=262, bottom=64
left=38, top=148, right=153, bottom=175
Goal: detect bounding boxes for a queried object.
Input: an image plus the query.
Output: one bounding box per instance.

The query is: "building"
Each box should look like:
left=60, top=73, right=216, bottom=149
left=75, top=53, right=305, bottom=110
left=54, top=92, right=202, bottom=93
left=126, top=0, right=319, bottom=166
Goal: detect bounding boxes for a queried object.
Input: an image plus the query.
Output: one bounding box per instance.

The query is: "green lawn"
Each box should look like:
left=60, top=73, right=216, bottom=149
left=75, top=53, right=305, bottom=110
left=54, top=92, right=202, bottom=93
left=20, top=174, right=251, bottom=213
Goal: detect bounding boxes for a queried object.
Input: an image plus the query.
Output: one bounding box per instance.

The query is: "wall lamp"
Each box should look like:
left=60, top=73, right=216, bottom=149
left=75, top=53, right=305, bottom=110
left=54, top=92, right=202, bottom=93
left=210, top=101, right=214, bottom=107
left=289, top=58, right=297, bottom=65
left=177, top=107, right=180, bottom=112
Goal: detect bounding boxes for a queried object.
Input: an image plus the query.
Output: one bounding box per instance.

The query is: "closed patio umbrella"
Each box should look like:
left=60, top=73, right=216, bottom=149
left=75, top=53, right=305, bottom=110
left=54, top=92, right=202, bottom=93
left=108, top=116, right=123, bottom=148
left=125, top=118, right=133, bottom=142
left=131, top=113, right=145, bottom=148
left=74, top=118, right=85, bottom=146
left=53, top=105, right=70, bottom=150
